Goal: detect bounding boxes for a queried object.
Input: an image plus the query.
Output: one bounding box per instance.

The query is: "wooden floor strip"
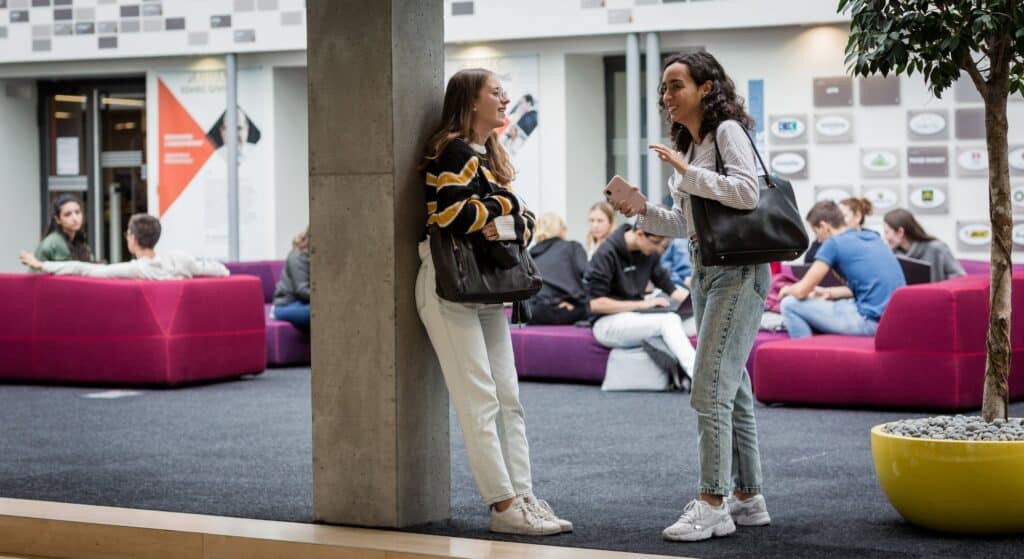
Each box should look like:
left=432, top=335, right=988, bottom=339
left=0, top=498, right=685, bottom=559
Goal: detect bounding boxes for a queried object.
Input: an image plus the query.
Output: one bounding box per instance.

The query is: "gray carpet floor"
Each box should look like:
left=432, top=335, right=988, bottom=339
left=0, top=368, right=1022, bottom=558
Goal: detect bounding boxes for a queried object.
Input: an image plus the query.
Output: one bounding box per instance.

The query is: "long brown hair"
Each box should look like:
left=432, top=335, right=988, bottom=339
left=44, top=193, right=92, bottom=262
left=661, top=51, right=754, bottom=155
left=884, top=209, right=935, bottom=243
left=421, top=68, right=515, bottom=186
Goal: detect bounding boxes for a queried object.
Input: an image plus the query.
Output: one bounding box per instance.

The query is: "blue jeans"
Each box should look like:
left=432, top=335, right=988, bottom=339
left=272, top=301, right=310, bottom=330
left=689, top=245, right=770, bottom=496
left=780, top=296, right=878, bottom=339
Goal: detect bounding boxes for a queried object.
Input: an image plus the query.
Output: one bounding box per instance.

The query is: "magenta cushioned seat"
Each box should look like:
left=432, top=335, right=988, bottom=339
left=225, top=260, right=310, bottom=367
left=754, top=274, right=1024, bottom=410
left=959, top=259, right=1024, bottom=276
left=508, top=323, right=787, bottom=385
left=0, top=274, right=266, bottom=386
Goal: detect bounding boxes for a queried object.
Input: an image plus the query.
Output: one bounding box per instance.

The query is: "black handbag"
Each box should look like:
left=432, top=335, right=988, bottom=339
left=429, top=226, right=542, bottom=304
left=427, top=157, right=542, bottom=305
left=688, top=125, right=809, bottom=267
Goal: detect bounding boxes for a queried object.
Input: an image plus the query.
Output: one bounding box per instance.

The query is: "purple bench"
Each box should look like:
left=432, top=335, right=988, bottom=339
left=225, top=261, right=310, bottom=367
left=509, top=322, right=787, bottom=385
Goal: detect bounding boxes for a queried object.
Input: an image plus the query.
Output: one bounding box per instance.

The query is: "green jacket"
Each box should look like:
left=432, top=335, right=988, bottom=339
left=35, top=232, right=73, bottom=262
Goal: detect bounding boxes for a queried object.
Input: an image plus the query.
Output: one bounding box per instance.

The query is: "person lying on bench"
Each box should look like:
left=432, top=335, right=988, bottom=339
left=586, top=223, right=695, bottom=385
left=779, top=201, right=904, bottom=338
left=19, top=214, right=229, bottom=280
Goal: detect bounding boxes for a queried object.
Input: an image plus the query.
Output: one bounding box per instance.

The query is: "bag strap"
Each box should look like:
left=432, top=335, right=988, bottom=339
left=709, top=122, right=776, bottom=188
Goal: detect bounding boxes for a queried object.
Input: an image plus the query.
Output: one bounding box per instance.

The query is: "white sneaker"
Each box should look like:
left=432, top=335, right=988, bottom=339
left=523, top=495, right=573, bottom=533
left=726, top=494, right=771, bottom=526
left=489, top=497, right=562, bottom=536
left=662, top=499, right=736, bottom=542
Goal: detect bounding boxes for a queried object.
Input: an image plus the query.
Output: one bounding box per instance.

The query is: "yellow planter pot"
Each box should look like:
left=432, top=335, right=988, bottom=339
left=871, top=423, right=1024, bottom=535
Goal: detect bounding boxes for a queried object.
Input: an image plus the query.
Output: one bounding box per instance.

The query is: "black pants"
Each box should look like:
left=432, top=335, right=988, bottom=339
left=528, top=300, right=587, bottom=325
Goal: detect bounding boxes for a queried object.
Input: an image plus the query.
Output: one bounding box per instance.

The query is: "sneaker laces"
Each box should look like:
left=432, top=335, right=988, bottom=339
left=675, top=500, right=706, bottom=525
left=513, top=499, right=549, bottom=528
left=524, top=497, right=556, bottom=522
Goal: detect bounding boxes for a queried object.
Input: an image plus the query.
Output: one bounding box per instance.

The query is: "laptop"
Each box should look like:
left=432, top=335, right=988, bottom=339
left=895, top=255, right=932, bottom=285
left=789, top=263, right=845, bottom=287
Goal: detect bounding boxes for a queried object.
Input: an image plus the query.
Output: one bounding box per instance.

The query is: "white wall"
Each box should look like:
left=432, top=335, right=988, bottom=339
left=0, top=80, right=42, bottom=273
left=272, top=66, right=309, bottom=257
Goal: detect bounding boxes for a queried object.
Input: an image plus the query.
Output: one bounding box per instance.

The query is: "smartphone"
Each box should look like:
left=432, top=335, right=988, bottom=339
left=604, top=175, right=646, bottom=210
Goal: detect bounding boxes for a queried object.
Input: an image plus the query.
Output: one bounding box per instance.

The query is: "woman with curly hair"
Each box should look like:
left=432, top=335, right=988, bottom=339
left=615, top=51, right=771, bottom=542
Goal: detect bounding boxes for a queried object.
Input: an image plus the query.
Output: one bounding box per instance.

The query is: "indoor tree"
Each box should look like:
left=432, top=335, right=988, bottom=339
left=839, top=0, right=1023, bottom=420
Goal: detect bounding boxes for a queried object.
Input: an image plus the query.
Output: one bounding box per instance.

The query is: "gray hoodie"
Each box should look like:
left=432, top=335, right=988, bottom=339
left=897, top=239, right=965, bottom=283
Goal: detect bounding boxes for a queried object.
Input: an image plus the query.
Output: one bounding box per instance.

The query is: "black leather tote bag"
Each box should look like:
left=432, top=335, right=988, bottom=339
left=689, top=125, right=808, bottom=267
left=427, top=156, right=542, bottom=304
left=429, top=225, right=542, bottom=304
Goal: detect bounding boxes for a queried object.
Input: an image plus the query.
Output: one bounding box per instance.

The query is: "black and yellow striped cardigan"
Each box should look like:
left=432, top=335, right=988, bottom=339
left=424, top=138, right=535, bottom=245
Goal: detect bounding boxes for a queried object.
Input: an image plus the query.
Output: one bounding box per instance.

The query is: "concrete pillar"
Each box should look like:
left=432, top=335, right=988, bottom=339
left=644, top=32, right=663, bottom=205
left=307, top=0, right=449, bottom=528
left=625, top=32, right=641, bottom=186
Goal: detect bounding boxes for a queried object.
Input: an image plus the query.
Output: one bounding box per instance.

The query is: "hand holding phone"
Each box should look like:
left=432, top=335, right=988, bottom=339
left=604, top=175, right=647, bottom=217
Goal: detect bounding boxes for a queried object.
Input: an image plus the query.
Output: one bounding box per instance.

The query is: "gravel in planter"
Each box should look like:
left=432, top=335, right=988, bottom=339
left=883, top=416, right=1024, bottom=441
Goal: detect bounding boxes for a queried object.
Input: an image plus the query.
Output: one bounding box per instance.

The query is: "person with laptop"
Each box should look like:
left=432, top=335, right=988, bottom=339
left=779, top=201, right=905, bottom=339
left=586, top=223, right=696, bottom=382
left=883, top=208, right=965, bottom=283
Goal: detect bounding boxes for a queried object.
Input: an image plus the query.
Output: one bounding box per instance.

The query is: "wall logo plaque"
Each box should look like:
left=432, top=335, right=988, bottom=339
left=907, top=146, right=949, bottom=178
left=957, top=222, right=992, bottom=250
left=863, top=185, right=901, bottom=211
left=908, top=184, right=949, bottom=215
left=770, top=151, right=807, bottom=178
left=908, top=111, right=947, bottom=139
left=956, top=147, right=988, bottom=177
left=1009, top=146, right=1024, bottom=176
left=769, top=115, right=806, bottom=143
left=814, top=114, right=853, bottom=143
left=861, top=149, right=900, bottom=177
left=814, top=185, right=854, bottom=203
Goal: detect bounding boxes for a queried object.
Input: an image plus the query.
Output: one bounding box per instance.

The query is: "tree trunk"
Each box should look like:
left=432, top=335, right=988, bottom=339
left=982, top=90, right=1011, bottom=422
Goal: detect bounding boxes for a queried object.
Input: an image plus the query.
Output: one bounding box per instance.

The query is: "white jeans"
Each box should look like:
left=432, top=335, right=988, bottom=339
left=415, top=240, right=532, bottom=505
left=592, top=311, right=698, bottom=375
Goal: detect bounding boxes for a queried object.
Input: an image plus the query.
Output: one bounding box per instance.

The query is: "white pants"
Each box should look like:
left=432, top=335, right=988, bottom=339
left=592, top=311, right=698, bottom=375
left=415, top=240, right=532, bottom=505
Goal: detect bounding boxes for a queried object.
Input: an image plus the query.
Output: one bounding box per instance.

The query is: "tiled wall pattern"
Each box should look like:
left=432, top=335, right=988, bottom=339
left=0, top=0, right=306, bottom=62
left=766, top=75, right=1023, bottom=253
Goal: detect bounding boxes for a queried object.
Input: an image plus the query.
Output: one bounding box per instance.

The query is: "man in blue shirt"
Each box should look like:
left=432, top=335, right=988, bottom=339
left=779, top=201, right=905, bottom=338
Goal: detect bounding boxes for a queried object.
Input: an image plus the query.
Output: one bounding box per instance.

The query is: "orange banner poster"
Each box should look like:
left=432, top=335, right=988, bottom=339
left=157, top=79, right=214, bottom=216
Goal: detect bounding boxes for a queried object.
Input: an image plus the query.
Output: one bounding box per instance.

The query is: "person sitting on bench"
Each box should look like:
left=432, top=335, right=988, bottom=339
left=20, top=214, right=229, bottom=280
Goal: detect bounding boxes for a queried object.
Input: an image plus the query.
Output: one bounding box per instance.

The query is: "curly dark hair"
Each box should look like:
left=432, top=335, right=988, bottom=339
left=660, top=51, right=753, bottom=154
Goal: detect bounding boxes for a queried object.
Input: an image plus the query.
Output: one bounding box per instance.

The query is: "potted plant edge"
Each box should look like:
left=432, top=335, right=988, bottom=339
left=840, top=0, right=1024, bottom=534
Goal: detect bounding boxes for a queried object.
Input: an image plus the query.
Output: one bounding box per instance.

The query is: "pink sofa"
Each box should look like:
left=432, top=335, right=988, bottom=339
left=224, top=261, right=310, bottom=367
left=0, top=274, right=266, bottom=386
left=754, top=274, right=1024, bottom=410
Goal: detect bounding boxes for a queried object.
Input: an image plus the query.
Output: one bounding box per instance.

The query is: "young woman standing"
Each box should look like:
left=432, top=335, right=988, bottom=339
left=617, top=51, right=771, bottom=542
left=416, top=68, right=570, bottom=536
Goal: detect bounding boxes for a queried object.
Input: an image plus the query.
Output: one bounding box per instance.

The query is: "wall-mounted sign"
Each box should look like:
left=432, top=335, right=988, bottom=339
left=1009, top=145, right=1024, bottom=176
left=814, top=184, right=854, bottom=204
left=956, top=147, right=988, bottom=177
left=859, top=75, right=900, bottom=106
left=1015, top=185, right=1024, bottom=215
left=861, top=148, right=900, bottom=178
left=907, top=110, right=948, bottom=141
left=957, top=221, right=992, bottom=251
left=862, top=184, right=901, bottom=211
left=955, top=108, right=986, bottom=140
left=954, top=75, right=983, bottom=103
left=908, top=184, right=949, bottom=215
left=814, top=113, right=853, bottom=144
left=907, top=146, right=949, bottom=178
left=769, top=114, right=807, bottom=144
left=813, top=77, right=853, bottom=107
left=770, top=150, right=808, bottom=179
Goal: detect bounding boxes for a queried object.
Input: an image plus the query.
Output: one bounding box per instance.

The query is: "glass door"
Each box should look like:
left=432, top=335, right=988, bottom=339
left=38, top=79, right=146, bottom=263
